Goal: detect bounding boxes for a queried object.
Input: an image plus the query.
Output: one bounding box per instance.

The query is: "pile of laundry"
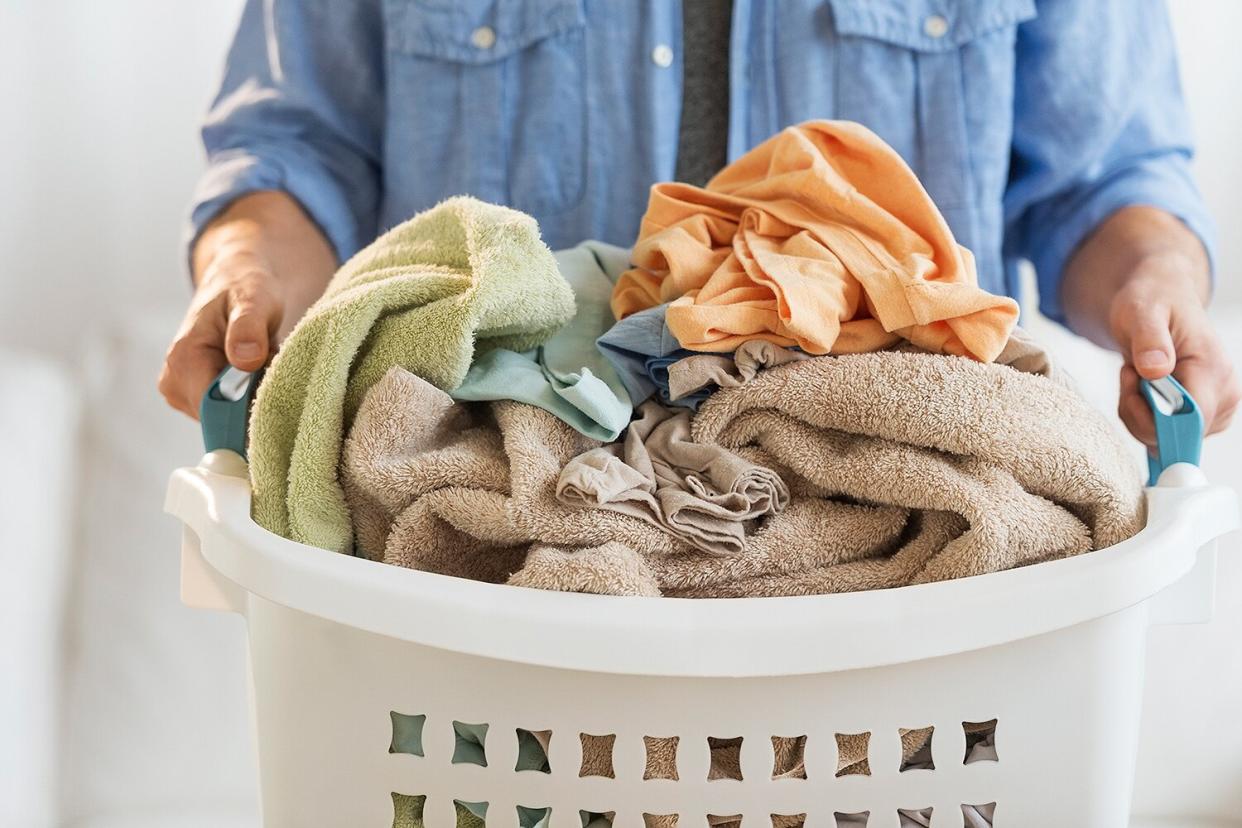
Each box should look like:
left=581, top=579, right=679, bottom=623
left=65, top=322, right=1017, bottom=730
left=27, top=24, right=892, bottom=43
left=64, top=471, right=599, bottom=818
left=246, top=120, right=1144, bottom=600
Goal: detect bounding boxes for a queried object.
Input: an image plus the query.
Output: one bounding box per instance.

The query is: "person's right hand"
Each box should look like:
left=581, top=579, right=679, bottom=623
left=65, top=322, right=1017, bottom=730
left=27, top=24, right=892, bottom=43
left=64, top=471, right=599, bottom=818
left=158, top=191, right=337, bottom=419
left=158, top=247, right=284, bottom=418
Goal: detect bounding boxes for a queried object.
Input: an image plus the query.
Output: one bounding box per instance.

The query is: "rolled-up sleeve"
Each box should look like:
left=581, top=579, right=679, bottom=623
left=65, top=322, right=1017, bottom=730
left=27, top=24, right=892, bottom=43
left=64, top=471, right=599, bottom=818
left=188, top=0, right=384, bottom=263
left=1004, top=0, right=1215, bottom=324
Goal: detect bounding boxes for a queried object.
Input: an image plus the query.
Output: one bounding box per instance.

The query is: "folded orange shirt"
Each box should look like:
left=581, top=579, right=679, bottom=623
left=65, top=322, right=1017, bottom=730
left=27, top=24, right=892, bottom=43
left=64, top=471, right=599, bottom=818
left=612, top=120, right=1019, bottom=361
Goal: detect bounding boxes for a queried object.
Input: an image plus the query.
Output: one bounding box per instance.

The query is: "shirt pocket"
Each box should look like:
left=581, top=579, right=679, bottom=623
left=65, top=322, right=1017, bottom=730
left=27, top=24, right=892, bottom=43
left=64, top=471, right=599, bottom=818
left=383, top=0, right=588, bottom=217
left=824, top=0, right=1036, bottom=216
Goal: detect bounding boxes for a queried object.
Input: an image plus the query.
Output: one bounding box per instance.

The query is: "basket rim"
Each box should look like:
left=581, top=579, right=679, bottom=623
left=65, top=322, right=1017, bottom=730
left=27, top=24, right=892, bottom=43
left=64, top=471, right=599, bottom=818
left=165, top=452, right=1239, bottom=677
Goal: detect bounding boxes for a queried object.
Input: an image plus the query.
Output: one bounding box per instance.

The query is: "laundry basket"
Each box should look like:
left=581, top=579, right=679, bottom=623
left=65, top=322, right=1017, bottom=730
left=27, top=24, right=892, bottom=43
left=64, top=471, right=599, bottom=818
left=166, top=379, right=1239, bottom=828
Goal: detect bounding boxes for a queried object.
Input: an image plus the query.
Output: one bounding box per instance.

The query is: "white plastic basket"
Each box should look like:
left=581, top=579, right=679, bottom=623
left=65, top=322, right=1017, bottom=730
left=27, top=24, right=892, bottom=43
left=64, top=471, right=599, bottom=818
left=166, top=450, right=1238, bottom=828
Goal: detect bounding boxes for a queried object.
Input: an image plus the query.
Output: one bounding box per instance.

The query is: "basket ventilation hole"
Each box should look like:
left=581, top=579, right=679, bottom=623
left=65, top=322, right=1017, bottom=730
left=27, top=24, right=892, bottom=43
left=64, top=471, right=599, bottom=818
left=897, top=808, right=932, bottom=823
left=643, top=815, right=678, bottom=828
left=389, top=712, right=426, bottom=756
left=708, top=816, right=741, bottom=827
left=833, top=812, right=869, bottom=827
left=643, top=735, right=680, bottom=780
left=962, top=803, right=997, bottom=826
left=451, top=721, right=489, bottom=767
left=708, top=736, right=744, bottom=780
left=580, top=810, right=614, bottom=827
left=455, top=800, right=489, bottom=823
left=834, top=732, right=871, bottom=777
left=516, top=728, right=551, bottom=773
left=770, top=814, right=806, bottom=828
left=963, top=719, right=999, bottom=764
left=898, top=726, right=935, bottom=772
left=517, top=805, right=552, bottom=826
left=771, top=735, right=807, bottom=780
left=579, top=733, right=616, bottom=778
left=391, top=793, right=424, bottom=827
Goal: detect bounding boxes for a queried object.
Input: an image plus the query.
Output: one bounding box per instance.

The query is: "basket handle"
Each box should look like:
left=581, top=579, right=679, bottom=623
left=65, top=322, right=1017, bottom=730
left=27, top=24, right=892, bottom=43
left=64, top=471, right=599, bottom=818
left=199, top=366, right=261, bottom=459
left=1140, top=375, right=1203, bottom=486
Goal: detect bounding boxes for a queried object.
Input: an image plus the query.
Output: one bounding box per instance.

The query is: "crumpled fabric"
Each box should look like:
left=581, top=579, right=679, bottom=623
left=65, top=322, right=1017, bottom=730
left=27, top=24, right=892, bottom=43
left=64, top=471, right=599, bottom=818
left=612, top=120, right=1018, bottom=361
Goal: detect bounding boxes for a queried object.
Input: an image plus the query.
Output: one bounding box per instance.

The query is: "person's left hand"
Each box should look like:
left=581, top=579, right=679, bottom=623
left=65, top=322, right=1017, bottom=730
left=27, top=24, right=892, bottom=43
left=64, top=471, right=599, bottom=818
left=1108, top=256, right=1240, bottom=447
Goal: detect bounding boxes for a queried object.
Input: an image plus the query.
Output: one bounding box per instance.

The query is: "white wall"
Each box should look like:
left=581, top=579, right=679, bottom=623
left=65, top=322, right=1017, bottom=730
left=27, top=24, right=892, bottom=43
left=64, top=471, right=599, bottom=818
left=1170, top=0, right=1242, bottom=304
left=0, top=1, right=1238, bottom=825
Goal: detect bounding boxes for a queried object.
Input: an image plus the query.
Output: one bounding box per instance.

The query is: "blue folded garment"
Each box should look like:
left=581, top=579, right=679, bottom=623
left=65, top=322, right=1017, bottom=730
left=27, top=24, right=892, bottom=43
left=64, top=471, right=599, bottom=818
left=596, top=303, right=706, bottom=410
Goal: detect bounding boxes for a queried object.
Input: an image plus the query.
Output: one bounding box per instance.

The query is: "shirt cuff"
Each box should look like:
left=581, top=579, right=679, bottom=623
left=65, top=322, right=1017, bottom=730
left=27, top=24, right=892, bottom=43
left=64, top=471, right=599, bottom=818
left=184, top=146, right=360, bottom=275
left=1028, top=155, right=1217, bottom=325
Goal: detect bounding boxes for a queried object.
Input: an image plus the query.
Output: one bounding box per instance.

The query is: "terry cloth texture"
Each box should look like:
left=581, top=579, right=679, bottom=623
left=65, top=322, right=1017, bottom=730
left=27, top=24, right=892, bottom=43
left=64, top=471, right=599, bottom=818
left=612, top=120, right=1019, bottom=361
left=596, top=303, right=704, bottom=409
left=665, top=325, right=1052, bottom=404
left=344, top=338, right=1142, bottom=597
left=247, top=196, right=574, bottom=552
left=557, top=400, right=789, bottom=556
left=452, top=241, right=634, bottom=440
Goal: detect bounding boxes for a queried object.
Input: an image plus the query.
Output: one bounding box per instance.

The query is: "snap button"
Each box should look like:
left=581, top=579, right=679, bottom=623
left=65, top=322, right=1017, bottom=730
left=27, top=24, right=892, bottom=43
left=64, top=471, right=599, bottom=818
left=651, top=43, right=674, bottom=68
left=471, top=26, right=497, bottom=50
left=923, top=14, right=949, bottom=38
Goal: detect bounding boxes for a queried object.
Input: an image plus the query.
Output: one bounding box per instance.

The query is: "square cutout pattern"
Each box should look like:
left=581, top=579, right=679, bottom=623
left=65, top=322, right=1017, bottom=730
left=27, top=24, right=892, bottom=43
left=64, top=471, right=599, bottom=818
left=579, top=733, right=617, bottom=778
left=963, top=718, right=999, bottom=764
left=643, top=735, right=680, bottom=780
left=834, top=731, right=871, bottom=777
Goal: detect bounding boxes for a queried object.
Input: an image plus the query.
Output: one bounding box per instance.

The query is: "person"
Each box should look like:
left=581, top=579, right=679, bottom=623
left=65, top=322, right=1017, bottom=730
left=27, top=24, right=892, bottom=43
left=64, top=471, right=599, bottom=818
left=159, top=0, right=1239, bottom=447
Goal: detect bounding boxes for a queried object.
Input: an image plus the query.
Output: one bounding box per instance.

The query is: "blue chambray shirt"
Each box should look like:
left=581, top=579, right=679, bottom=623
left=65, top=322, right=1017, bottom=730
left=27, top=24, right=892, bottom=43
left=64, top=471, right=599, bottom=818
left=191, top=0, right=1214, bottom=323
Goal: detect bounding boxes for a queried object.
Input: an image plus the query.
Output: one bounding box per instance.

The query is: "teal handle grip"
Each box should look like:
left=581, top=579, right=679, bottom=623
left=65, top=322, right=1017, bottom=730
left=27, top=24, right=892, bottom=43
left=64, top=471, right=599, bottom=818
left=1140, top=375, right=1203, bottom=486
left=199, top=366, right=260, bottom=458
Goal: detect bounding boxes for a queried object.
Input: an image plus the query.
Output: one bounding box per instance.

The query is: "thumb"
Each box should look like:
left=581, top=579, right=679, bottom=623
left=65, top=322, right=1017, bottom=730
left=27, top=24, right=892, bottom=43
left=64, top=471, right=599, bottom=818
left=1124, top=302, right=1176, bottom=380
left=224, top=284, right=282, bottom=371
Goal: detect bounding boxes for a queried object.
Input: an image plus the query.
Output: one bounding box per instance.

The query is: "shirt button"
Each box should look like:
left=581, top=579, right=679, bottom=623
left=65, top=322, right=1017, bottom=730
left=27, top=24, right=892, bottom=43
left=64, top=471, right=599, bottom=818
left=651, top=43, right=674, bottom=68
left=471, top=26, right=497, bottom=50
left=923, top=14, right=949, bottom=38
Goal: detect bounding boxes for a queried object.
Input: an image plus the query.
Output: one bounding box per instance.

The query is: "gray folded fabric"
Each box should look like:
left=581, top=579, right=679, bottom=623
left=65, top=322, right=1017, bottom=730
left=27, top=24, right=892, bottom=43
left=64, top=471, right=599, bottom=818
left=666, top=340, right=810, bottom=401
left=557, top=400, right=789, bottom=556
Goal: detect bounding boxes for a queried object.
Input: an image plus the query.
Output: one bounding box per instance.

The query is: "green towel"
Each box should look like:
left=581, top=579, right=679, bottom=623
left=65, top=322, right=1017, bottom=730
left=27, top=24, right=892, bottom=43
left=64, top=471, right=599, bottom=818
left=248, top=196, right=575, bottom=552
left=451, top=242, right=634, bottom=441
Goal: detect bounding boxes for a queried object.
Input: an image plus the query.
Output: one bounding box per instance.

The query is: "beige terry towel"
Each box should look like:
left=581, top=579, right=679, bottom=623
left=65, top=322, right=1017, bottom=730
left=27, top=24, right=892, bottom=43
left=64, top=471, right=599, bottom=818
left=348, top=343, right=1141, bottom=599
left=556, top=401, right=789, bottom=556
left=342, top=367, right=692, bottom=577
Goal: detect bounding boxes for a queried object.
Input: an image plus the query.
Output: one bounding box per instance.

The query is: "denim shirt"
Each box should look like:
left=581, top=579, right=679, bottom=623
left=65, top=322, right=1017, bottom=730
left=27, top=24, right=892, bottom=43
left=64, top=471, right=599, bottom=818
left=192, top=0, right=1213, bottom=322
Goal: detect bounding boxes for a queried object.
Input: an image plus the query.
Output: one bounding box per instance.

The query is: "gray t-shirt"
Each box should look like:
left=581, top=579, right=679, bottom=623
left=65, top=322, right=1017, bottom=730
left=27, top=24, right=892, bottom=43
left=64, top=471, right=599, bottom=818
left=674, top=0, right=732, bottom=187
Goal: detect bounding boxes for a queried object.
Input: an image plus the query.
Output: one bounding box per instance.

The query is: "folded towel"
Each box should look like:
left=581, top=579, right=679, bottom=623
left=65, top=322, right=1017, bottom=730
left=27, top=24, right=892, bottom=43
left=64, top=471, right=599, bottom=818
left=612, top=120, right=1019, bottom=362
left=556, top=400, right=789, bottom=556
left=248, top=196, right=575, bottom=551
left=451, top=241, right=634, bottom=440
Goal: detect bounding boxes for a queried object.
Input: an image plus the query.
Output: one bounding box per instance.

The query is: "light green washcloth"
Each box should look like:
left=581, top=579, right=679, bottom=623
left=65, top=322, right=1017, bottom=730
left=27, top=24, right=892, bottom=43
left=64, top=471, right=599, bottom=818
left=248, top=196, right=575, bottom=552
left=451, top=241, right=634, bottom=440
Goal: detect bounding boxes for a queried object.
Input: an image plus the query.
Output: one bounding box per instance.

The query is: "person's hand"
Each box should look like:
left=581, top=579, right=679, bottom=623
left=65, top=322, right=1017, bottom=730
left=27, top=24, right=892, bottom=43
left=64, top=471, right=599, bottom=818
left=1108, top=256, right=1240, bottom=447
left=158, top=191, right=336, bottom=419
left=158, top=247, right=284, bottom=418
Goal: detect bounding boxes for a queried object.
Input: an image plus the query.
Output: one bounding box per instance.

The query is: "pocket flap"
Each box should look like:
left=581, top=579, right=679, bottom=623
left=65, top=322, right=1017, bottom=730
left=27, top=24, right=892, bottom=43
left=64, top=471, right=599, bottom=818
left=385, top=0, right=586, bottom=63
left=826, top=0, right=1036, bottom=52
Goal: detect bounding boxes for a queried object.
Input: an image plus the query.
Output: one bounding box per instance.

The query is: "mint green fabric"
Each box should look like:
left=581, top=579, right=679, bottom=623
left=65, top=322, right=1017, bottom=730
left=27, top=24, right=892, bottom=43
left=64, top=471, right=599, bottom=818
left=451, top=241, right=633, bottom=441
left=247, top=196, right=574, bottom=552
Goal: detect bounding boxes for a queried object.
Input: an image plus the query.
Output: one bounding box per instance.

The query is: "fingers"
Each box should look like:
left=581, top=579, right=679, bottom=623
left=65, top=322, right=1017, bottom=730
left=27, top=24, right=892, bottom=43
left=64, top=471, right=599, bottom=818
left=158, top=328, right=228, bottom=420
left=1175, top=351, right=1241, bottom=438
left=1117, top=364, right=1156, bottom=448
left=159, top=259, right=283, bottom=419
left=1124, top=302, right=1176, bottom=380
left=224, top=280, right=282, bottom=371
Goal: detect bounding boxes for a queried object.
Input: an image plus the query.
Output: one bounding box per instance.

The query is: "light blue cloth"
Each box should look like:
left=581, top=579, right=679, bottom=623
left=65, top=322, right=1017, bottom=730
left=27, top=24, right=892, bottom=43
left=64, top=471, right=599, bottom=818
left=451, top=242, right=633, bottom=441
left=191, top=0, right=1213, bottom=323
left=596, top=304, right=709, bottom=410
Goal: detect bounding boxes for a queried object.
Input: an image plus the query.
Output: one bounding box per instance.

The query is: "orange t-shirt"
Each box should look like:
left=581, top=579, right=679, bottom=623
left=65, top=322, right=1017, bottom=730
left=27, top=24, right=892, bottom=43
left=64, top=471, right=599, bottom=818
left=612, top=120, right=1018, bottom=362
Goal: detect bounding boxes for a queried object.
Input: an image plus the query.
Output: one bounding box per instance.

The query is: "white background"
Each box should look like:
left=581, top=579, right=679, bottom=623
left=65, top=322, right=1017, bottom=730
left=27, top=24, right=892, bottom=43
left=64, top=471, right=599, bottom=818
left=0, top=2, right=1239, bottom=826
